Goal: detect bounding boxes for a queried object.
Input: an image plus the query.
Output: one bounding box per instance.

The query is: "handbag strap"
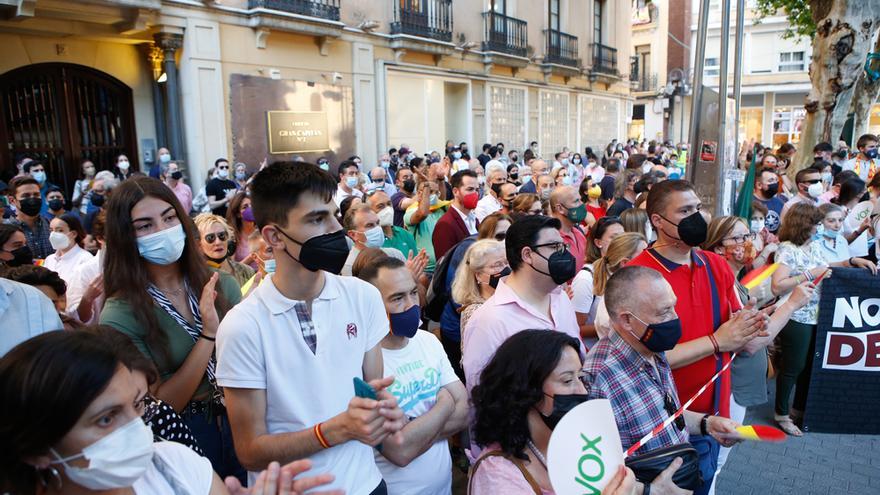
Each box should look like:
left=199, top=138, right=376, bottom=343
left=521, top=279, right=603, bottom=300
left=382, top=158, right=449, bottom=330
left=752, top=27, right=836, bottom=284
left=468, top=450, right=542, bottom=495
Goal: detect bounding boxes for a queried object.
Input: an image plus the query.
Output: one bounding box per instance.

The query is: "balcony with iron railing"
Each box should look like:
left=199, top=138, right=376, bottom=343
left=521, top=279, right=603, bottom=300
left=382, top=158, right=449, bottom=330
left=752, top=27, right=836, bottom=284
left=592, top=43, right=618, bottom=75
left=248, top=0, right=340, bottom=21
left=391, top=0, right=453, bottom=43
left=633, top=73, right=659, bottom=93
left=482, top=11, right=528, bottom=58
left=543, top=29, right=578, bottom=68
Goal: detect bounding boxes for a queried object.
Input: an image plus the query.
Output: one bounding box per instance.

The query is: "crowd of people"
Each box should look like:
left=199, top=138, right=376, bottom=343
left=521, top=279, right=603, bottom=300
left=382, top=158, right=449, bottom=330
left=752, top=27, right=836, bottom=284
left=1, top=133, right=879, bottom=495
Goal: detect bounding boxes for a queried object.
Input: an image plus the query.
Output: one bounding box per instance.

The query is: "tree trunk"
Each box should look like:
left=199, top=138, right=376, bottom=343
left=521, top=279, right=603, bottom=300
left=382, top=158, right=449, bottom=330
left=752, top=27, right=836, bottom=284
left=791, top=0, right=880, bottom=179
left=851, top=28, right=880, bottom=139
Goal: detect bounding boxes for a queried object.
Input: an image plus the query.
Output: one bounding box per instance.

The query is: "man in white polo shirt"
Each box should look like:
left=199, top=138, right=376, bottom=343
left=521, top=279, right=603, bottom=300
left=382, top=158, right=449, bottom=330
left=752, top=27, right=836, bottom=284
left=217, top=161, right=406, bottom=495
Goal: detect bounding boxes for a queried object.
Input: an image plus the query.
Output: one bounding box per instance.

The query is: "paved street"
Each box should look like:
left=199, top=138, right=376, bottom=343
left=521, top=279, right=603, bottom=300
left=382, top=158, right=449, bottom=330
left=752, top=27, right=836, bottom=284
left=715, top=381, right=880, bottom=495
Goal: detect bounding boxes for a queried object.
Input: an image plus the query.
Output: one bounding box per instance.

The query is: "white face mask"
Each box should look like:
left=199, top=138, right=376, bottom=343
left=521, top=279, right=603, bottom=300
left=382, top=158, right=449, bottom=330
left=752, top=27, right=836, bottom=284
left=377, top=206, right=394, bottom=227
left=218, top=168, right=229, bottom=179
left=117, top=161, right=130, bottom=171
left=807, top=181, right=824, bottom=198
left=49, top=231, right=72, bottom=251
left=136, top=224, right=186, bottom=265
left=51, top=418, right=154, bottom=490
left=363, top=225, right=385, bottom=248
left=750, top=219, right=765, bottom=233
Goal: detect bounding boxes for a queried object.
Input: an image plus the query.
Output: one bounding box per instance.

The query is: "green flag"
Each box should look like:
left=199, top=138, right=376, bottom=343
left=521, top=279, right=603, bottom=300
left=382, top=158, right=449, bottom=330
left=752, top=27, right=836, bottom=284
left=734, top=147, right=757, bottom=220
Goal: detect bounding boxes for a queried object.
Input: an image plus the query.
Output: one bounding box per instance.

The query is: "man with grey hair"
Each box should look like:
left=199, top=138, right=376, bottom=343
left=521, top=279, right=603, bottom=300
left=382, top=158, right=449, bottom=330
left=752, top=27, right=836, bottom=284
left=474, top=161, right=507, bottom=221
left=582, top=266, right=740, bottom=494
left=369, top=166, right=397, bottom=197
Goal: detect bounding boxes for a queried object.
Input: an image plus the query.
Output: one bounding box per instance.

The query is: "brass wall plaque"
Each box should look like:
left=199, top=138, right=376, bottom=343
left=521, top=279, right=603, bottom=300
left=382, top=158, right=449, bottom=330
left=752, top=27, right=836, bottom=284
left=267, top=111, right=330, bottom=154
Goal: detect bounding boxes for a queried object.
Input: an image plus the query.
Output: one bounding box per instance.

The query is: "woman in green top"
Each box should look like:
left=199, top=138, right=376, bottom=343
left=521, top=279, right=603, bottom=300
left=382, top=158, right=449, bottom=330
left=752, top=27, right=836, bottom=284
left=99, top=176, right=244, bottom=482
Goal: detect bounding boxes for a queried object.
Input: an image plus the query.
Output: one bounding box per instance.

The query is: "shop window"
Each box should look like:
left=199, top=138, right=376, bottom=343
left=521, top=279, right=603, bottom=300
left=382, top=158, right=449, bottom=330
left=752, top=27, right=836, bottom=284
left=772, top=106, right=805, bottom=146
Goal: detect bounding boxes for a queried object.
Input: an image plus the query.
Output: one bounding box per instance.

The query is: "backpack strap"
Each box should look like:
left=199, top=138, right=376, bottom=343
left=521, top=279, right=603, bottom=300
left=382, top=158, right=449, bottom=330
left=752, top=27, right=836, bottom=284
left=468, top=450, right=542, bottom=495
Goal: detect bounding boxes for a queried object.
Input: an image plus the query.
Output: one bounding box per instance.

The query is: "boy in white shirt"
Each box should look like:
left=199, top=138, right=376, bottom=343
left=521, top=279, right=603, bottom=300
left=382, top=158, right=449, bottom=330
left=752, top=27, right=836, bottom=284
left=357, top=256, right=469, bottom=495
left=216, top=161, right=406, bottom=495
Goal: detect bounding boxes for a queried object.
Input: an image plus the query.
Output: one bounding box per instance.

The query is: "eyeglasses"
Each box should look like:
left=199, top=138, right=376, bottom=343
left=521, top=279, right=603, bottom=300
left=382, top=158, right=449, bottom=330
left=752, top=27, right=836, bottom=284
left=532, top=242, right=568, bottom=254
left=800, top=179, right=821, bottom=184
left=203, top=231, right=229, bottom=243
left=722, top=232, right=756, bottom=244
left=218, top=165, right=230, bottom=170
left=664, top=393, right=687, bottom=431
left=494, top=232, right=507, bottom=241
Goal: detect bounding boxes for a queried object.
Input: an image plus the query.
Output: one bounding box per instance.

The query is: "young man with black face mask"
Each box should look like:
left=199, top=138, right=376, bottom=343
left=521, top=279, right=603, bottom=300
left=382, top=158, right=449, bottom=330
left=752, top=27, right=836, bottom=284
left=843, top=133, right=879, bottom=182
left=216, top=161, right=407, bottom=495
left=584, top=266, right=741, bottom=493
left=752, top=167, right=785, bottom=234
left=4, top=176, right=53, bottom=259
left=629, top=180, right=769, bottom=495
left=357, top=256, right=468, bottom=494
left=391, top=166, right=415, bottom=228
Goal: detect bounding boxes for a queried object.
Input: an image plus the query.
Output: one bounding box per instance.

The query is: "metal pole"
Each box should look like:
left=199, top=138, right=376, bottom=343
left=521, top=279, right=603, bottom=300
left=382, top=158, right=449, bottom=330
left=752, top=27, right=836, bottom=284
left=733, top=0, right=745, bottom=157
left=687, top=0, right=711, bottom=180
left=716, top=0, right=732, bottom=216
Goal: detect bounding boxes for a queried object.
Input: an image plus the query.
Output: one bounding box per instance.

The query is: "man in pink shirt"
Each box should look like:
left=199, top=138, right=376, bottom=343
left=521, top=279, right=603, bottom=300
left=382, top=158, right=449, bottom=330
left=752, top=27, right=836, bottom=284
left=549, top=185, right=588, bottom=272
left=164, top=161, right=193, bottom=214
left=462, top=215, right=584, bottom=392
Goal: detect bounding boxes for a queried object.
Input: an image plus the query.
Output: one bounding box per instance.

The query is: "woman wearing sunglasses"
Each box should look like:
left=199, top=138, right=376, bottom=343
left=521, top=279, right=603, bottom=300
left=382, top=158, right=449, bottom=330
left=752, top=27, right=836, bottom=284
left=194, top=214, right=255, bottom=288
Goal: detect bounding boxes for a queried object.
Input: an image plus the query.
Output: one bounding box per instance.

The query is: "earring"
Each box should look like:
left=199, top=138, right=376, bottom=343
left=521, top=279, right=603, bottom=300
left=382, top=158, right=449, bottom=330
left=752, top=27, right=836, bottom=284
left=39, top=466, right=63, bottom=491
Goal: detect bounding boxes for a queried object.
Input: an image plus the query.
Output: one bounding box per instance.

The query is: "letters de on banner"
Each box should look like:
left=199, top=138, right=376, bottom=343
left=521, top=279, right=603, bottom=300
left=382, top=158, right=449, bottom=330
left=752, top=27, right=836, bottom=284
left=805, top=268, right=880, bottom=434
left=267, top=111, right=330, bottom=154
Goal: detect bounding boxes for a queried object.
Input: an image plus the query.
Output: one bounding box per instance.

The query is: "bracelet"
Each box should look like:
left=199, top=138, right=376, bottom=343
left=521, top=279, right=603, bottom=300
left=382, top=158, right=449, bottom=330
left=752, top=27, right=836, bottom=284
left=803, top=270, right=814, bottom=282
left=708, top=334, right=720, bottom=354
left=199, top=333, right=216, bottom=342
left=700, top=414, right=711, bottom=436
left=849, top=257, right=855, bottom=267
left=314, top=422, right=331, bottom=449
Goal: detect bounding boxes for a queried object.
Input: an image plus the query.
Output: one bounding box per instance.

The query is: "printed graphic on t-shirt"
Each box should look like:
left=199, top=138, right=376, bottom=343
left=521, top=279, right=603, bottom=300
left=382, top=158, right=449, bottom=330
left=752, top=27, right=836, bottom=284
left=388, top=359, right=442, bottom=415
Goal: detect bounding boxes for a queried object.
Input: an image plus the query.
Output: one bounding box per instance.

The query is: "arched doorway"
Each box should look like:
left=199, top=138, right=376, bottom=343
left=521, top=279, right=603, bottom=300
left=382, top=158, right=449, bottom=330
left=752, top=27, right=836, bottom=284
left=0, top=63, right=137, bottom=197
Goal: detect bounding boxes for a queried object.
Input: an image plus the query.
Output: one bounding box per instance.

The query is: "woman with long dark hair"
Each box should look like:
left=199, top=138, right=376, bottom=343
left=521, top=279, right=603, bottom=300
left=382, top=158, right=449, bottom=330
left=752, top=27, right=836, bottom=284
left=0, top=331, right=339, bottom=495
left=99, top=176, right=244, bottom=480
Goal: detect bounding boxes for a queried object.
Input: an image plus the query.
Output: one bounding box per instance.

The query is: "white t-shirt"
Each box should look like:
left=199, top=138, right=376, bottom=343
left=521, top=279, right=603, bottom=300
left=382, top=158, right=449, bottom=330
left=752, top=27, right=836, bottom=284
left=571, top=264, right=601, bottom=348
left=593, top=296, right=612, bottom=339
left=216, top=273, right=388, bottom=494
left=43, top=244, right=94, bottom=288
left=133, top=441, right=213, bottom=494
left=375, top=331, right=459, bottom=495
left=66, top=249, right=102, bottom=321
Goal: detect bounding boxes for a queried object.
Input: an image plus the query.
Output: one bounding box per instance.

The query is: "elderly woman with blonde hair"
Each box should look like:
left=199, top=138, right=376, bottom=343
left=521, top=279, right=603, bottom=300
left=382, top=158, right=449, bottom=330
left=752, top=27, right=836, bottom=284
left=193, top=213, right=255, bottom=287
left=450, top=239, right=508, bottom=341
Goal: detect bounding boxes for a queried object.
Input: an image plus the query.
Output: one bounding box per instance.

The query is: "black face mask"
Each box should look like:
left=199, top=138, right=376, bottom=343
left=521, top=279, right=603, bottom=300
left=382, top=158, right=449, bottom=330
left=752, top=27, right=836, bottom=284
left=18, top=197, right=42, bottom=217
left=764, top=183, right=779, bottom=197
left=90, top=193, right=105, bottom=208
left=171, top=171, right=183, bottom=180
left=510, top=172, right=519, bottom=180
left=660, top=211, right=708, bottom=247
left=4, top=245, right=33, bottom=267
left=47, top=199, right=64, bottom=212
left=860, top=191, right=871, bottom=203
left=488, top=266, right=511, bottom=289
left=276, top=227, right=350, bottom=274
left=402, top=179, right=416, bottom=194
left=490, top=182, right=503, bottom=197
left=539, top=393, right=589, bottom=430
left=530, top=248, right=578, bottom=285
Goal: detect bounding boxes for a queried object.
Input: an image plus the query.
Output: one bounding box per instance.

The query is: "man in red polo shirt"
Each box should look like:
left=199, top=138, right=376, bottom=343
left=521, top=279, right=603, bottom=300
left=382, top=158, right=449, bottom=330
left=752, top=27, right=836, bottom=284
left=628, top=179, right=767, bottom=495
left=550, top=185, right=588, bottom=272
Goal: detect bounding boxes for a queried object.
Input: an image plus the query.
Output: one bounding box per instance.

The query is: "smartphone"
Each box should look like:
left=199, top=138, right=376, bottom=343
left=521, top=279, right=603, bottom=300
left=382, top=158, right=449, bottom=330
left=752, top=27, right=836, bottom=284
left=353, top=376, right=378, bottom=400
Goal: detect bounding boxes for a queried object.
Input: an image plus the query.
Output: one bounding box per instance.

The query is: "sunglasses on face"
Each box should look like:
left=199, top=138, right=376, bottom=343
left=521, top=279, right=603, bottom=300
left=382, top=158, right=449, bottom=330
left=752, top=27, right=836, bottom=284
left=204, top=231, right=229, bottom=243
left=494, top=232, right=507, bottom=241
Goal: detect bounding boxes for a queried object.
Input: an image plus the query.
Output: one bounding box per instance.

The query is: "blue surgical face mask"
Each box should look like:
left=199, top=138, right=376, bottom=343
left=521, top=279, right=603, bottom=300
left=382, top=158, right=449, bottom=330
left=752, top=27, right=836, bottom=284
left=159, top=153, right=171, bottom=164
left=429, top=194, right=439, bottom=206
left=822, top=225, right=838, bottom=239
left=628, top=313, right=682, bottom=353
left=389, top=304, right=420, bottom=338
left=345, top=176, right=359, bottom=188
left=562, top=176, right=573, bottom=186
left=381, top=161, right=390, bottom=169
left=264, top=258, right=276, bottom=273
left=235, top=171, right=247, bottom=181
left=32, top=171, right=46, bottom=184
left=136, top=224, right=186, bottom=265
left=363, top=225, right=385, bottom=248
left=561, top=158, right=570, bottom=166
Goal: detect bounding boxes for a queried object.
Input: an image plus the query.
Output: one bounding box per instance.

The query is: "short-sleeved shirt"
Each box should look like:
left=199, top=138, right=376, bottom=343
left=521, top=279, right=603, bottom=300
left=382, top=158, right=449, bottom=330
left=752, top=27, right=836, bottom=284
left=815, top=234, right=850, bottom=263
left=753, top=194, right=786, bottom=233
left=100, top=273, right=241, bottom=400
left=133, top=441, right=213, bottom=494
left=583, top=331, right=690, bottom=455
left=205, top=178, right=237, bottom=217
left=628, top=248, right=741, bottom=417
left=375, top=331, right=458, bottom=495
left=215, top=273, right=388, bottom=493
left=404, top=205, right=446, bottom=274
left=560, top=226, right=587, bottom=273
left=606, top=197, right=634, bottom=217
left=5, top=215, right=53, bottom=259
left=391, top=192, right=410, bottom=228
left=383, top=226, right=418, bottom=258
left=775, top=241, right=826, bottom=324
left=42, top=244, right=94, bottom=289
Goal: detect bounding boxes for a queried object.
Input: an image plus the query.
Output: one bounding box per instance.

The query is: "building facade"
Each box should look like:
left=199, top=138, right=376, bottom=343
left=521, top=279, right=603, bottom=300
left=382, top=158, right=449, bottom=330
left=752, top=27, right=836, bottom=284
left=0, top=0, right=633, bottom=196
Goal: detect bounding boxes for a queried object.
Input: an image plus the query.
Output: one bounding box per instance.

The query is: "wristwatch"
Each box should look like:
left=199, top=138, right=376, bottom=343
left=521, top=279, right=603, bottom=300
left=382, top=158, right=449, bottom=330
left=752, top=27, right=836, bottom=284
left=700, top=414, right=711, bottom=436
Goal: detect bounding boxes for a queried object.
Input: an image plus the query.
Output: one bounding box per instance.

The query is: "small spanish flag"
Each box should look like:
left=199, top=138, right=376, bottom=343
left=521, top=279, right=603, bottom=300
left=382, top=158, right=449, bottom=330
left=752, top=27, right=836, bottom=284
left=736, top=424, right=786, bottom=442
left=740, top=263, right=779, bottom=290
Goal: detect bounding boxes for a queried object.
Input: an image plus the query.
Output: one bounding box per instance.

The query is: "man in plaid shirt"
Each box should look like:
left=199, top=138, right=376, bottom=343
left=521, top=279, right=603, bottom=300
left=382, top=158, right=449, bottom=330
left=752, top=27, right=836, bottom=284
left=582, top=267, right=740, bottom=476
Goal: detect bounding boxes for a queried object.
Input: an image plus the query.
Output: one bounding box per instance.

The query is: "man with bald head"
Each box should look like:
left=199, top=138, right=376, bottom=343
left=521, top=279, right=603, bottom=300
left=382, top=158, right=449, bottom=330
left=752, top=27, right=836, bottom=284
left=549, top=185, right=587, bottom=272
left=369, top=166, right=397, bottom=197
left=583, top=266, right=740, bottom=493
left=519, top=159, right=548, bottom=194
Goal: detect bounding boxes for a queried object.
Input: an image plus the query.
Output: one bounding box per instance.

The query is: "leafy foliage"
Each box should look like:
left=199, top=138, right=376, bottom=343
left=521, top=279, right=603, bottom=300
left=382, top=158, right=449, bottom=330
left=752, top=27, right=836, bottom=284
left=753, top=0, right=816, bottom=40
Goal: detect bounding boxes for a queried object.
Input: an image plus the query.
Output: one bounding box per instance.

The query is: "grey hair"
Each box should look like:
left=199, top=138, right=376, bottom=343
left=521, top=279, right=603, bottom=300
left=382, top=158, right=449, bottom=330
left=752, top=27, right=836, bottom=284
left=604, top=265, right=664, bottom=319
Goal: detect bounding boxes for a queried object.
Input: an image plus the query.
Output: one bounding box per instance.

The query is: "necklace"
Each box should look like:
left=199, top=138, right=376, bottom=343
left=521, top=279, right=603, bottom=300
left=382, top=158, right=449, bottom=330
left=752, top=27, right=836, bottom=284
left=154, top=284, right=185, bottom=296
left=527, top=439, right=548, bottom=468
